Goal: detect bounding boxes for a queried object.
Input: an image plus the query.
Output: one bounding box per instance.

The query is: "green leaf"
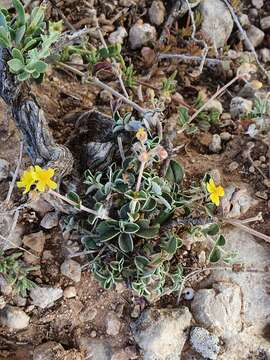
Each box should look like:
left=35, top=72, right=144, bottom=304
left=0, top=25, right=11, bottom=47
left=0, top=10, right=7, bottom=29
left=136, top=220, right=160, bottom=239
left=135, top=256, right=150, bottom=272
left=142, top=197, right=156, bottom=212
left=67, top=191, right=81, bottom=207
left=160, top=234, right=182, bottom=254
left=12, top=0, right=25, bottom=26
left=122, top=222, right=140, bottom=234
left=22, top=38, right=38, bottom=52
left=209, top=247, right=221, bottom=263
left=203, top=223, right=220, bottom=236
left=118, top=233, right=134, bottom=253
left=216, top=234, right=226, bottom=246
left=8, top=58, right=24, bottom=72
left=32, top=71, right=41, bottom=79
left=33, top=60, right=47, bottom=73
left=96, top=221, right=120, bottom=242
left=28, top=6, right=44, bottom=32
left=165, top=160, right=184, bottom=184
left=17, top=71, right=29, bottom=81
left=12, top=48, right=24, bottom=63
left=15, top=25, right=25, bottom=45
left=178, top=107, right=189, bottom=126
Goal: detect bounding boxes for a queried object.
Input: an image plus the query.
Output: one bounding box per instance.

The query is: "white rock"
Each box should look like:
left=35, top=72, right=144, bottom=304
left=40, top=212, right=59, bottom=229
left=60, top=259, right=81, bottom=283
left=149, top=1, right=166, bottom=26
left=63, top=286, right=77, bottom=298
left=30, top=287, right=63, bottom=309
left=132, top=307, right=192, bottom=360
left=260, top=16, right=270, bottom=30
left=78, top=338, right=112, bottom=360
left=0, top=159, right=9, bottom=181
left=221, top=185, right=256, bottom=218
left=239, top=14, right=250, bottom=29
left=260, top=48, right=270, bottom=63
left=199, top=0, right=233, bottom=48
left=209, top=134, right=222, bottom=153
left=251, top=0, right=264, bottom=9
left=108, top=26, right=128, bottom=44
left=106, top=311, right=121, bottom=336
left=129, top=21, right=156, bottom=50
left=190, top=327, right=220, bottom=360
left=230, top=97, right=253, bottom=119
left=0, top=275, right=12, bottom=295
left=33, top=341, right=65, bottom=360
left=23, top=231, right=46, bottom=253
left=0, top=305, right=30, bottom=330
left=204, top=99, right=223, bottom=114
left=246, top=25, right=265, bottom=48
left=191, top=282, right=242, bottom=337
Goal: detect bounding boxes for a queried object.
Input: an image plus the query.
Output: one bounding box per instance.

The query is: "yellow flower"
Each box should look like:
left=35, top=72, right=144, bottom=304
left=136, top=127, right=147, bottom=142
left=206, top=178, right=225, bottom=206
left=33, top=166, right=57, bottom=192
left=17, top=167, right=36, bottom=194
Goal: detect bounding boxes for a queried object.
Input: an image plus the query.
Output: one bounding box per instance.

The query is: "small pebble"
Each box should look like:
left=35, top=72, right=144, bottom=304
left=255, top=191, right=268, bottom=200
left=90, top=330, right=97, bottom=338
left=220, top=132, right=232, bottom=141
left=183, top=288, right=194, bottom=300
left=63, top=286, right=77, bottom=298
left=249, top=166, right=255, bottom=173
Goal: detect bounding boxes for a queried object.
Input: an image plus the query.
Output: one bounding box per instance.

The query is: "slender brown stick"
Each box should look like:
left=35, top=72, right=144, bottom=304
left=5, top=141, right=23, bottom=204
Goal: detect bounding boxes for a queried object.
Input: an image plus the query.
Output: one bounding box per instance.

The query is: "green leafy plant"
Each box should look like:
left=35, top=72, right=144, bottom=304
left=0, top=0, right=61, bottom=81
left=0, top=250, right=37, bottom=296
left=178, top=94, right=221, bottom=134
left=161, top=70, right=177, bottom=97
left=63, top=113, right=230, bottom=300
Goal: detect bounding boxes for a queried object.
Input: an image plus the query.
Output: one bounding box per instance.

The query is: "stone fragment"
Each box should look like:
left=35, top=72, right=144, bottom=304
left=246, top=25, right=265, bottom=48
left=209, top=134, right=222, bottom=153
left=149, top=1, right=166, bottom=26
left=132, top=307, right=192, bottom=360
left=260, top=16, right=270, bottom=30
left=108, top=26, right=128, bottom=44
left=230, top=97, right=253, bottom=119
left=30, top=287, right=63, bottom=309
left=190, top=327, right=220, bottom=360
left=40, top=212, right=59, bottom=229
left=60, top=259, right=81, bottom=283
left=0, top=305, right=30, bottom=330
left=129, top=21, right=156, bottom=50
left=106, top=311, right=121, bottom=336
left=0, top=159, right=9, bottom=181
left=64, top=286, right=77, bottom=298
left=78, top=338, right=112, bottom=360
left=23, top=231, right=46, bottom=253
left=199, top=0, right=233, bottom=48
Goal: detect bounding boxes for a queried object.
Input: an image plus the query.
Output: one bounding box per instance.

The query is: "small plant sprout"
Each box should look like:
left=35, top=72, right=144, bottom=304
left=206, top=178, right=225, bottom=206
left=0, top=0, right=61, bottom=81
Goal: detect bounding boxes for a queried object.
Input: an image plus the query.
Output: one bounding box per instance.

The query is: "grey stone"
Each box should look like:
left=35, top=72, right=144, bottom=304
left=260, top=16, right=270, bottom=31
left=190, top=327, right=220, bottom=360
left=221, top=185, right=256, bottom=218
left=0, top=305, right=30, bottom=330
left=129, top=21, right=156, bottom=49
left=230, top=97, right=253, bottom=119
left=78, top=338, right=112, bottom=360
left=30, top=286, right=63, bottom=309
left=0, top=214, right=24, bottom=250
left=60, top=259, right=81, bottom=283
left=209, top=134, right=222, bottom=153
left=40, top=212, right=59, bottom=229
left=23, top=231, right=46, bottom=253
left=106, top=311, right=121, bottom=336
left=33, top=342, right=65, bottom=360
left=132, top=307, right=192, bottom=360
left=199, top=0, right=233, bottom=48
left=191, top=282, right=242, bottom=337
left=204, top=99, right=223, bottom=113
left=0, top=275, right=12, bottom=295
left=246, top=25, right=265, bottom=48
left=108, top=26, right=128, bottom=44
left=0, top=159, right=9, bottom=181
left=260, top=48, right=270, bottom=63
left=149, top=1, right=166, bottom=26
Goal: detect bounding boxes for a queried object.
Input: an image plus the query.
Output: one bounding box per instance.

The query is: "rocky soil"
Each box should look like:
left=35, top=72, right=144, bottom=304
left=0, top=0, right=270, bottom=359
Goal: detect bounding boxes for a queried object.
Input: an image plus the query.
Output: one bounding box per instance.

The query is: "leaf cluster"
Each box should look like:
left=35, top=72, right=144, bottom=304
left=0, top=0, right=61, bottom=81
left=0, top=250, right=37, bottom=297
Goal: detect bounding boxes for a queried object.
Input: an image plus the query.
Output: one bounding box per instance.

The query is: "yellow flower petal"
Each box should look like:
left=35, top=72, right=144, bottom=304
left=216, top=185, right=225, bottom=197
left=206, top=178, right=216, bottom=193
left=210, top=193, right=220, bottom=206
left=36, top=181, right=46, bottom=192
left=48, top=179, right=57, bottom=190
